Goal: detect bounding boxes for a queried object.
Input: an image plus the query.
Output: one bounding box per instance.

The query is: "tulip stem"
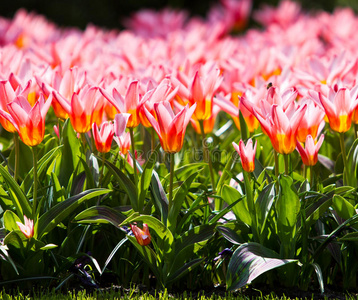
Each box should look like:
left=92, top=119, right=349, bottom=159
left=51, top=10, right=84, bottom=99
left=274, top=150, right=279, bottom=178
left=13, top=133, right=19, bottom=182
left=32, top=146, right=38, bottom=219
left=199, top=120, right=216, bottom=194
left=339, top=132, right=348, bottom=185
left=129, top=127, right=138, bottom=188
left=169, top=153, right=175, bottom=213
left=284, top=154, right=289, bottom=176
left=151, top=127, right=156, bottom=153
left=355, top=123, right=358, bottom=140
left=99, top=152, right=105, bottom=187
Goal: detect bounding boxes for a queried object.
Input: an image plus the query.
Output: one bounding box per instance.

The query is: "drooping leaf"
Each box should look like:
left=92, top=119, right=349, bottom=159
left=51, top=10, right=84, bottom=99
left=276, top=175, right=300, bottom=247
left=221, top=184, right=250, bottom=225
left=0, top=164, right=31, bottom=217
left=37, top=188, right=110, bottom=238
left=103, top=159, right=138, bottom=211
left=168, top=171, right=199, bottom=233
left=150, top=170, right=168, bottom=225
left=332, top=194, right=356, bottom=221
left=74, top=205, right=126, bottom=226
left=227, top=242, right=298, bottom=291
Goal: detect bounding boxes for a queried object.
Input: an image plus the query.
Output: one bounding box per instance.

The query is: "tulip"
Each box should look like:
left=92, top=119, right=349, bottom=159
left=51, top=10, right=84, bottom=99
left=100, top=81, right=141, bottom=128
left=54, top=85, right=99, bottom=133
left=113, top=113, right=131, bottom=155
left=92, top=121, right=115, bottom=153
left=130, top=223, right=151, bottom=246
left=296, top=134, right=324, bottom=166
left=310, top=85, right=358, bottom=133
left=16, top=215, right=34, bottom=239
left=144, top=101, right=196, bottom=153
left=232, top=139, right=257, bottom=173
left=0, top=93, right=52, bottom=147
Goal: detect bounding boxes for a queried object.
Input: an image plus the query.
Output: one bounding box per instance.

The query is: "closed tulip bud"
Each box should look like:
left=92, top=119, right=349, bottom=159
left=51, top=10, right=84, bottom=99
left=296, top=134, right=324, bottom=166
left=130, top=223, right=151, bottom=246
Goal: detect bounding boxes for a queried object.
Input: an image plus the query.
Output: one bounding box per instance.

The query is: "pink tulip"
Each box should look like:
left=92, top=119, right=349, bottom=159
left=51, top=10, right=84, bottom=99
left=296, top=134, right=324, bottom=166
left=232, top=139, right=257, bottom=173
left=0, top=93, right=52, bottom=146
left=16, top=215, right=34, bottom=239
left=144, top=101, right=196, bottom=153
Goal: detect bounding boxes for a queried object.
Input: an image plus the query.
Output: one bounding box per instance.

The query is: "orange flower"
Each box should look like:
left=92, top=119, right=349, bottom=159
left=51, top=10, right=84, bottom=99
left=130, top=223, right=151, bottom=246
left=144, top=101, right=196, bottom=153
left=0, top=94, right=52, bottom=146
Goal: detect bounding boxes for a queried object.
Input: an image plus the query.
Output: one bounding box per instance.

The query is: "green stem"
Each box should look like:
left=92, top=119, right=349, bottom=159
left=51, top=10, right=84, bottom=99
left=284, top=154, right=289, bottom=176
left=308, top=165, right=313, bottom=189
left=151, top=127, right=156, bottom=153
left=168, top=153, right=175, bottom=213
left=13, top=133, right=19, bottom=182
left=80, top=133, right=87, bottom=153
left=243, top=170, right=259, bottom=242
left=355, top=123, right=358, bottom=140
left=339, top=132, right=348, bottom=185
left=129, top=127, right=138, bottom=188
left=99, top=152, right=105, bottom=187
left=274, top=150, right=279, bottom=178
left=199, top=120, right=216, bottom=195
left=32, top=146, right=38, bottom=219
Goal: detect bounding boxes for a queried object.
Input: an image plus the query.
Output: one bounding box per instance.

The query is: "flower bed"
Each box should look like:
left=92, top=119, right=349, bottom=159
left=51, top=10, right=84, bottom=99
left=0, top=0, right=358, bottom=294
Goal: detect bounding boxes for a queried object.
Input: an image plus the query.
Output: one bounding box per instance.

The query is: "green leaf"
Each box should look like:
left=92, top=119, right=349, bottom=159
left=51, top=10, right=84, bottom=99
left=332, top=194, right=356, bottom=220
left=256, top=182, right=275, bottom=234
left=227, top=242, right=298, bottom=291
left=338, top=232, right=358, bottom=241
left=74, top=205, right=126, bottom=226
left=150, top=170, right=168, bottom=225
left=127, top=235, right=160, bottom=280
left=37, top=188, right=110, bottom=238
left=217, top=224, right=249, bottom=245
left=3, top=210, right=22, bottom=232
left=166, top=258, right=204, bottom=284
left=103, top=159, right=138, bottom=211
left=138, top=145, right=160, bottom=212
left=168, top=171, right=199, bottom=233
left=40, top=243, right=58, bottom=250
left=57, top=119, right=82, bottom=187
left=0, top=164, right=31, bottom=217
left=78, top=156, right=96, bottom=190
left=276, top=175, right=300, bottom=247
left=221, top=185, right=250, bottom=225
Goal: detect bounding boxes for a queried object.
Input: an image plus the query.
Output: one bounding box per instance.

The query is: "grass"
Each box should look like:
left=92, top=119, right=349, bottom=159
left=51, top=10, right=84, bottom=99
left=0, top=288, right=354, bottom=300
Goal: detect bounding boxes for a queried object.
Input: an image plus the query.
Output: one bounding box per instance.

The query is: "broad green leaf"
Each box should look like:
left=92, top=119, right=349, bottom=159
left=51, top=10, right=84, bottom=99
left=227, top=242, right=298, bottom=291
left=256, top=182, right=275, bottom=234
left=37, top=188, right=110, bottom=238
left=304, top=197, right=332, bottom=229
left=0, top=164, right=31, bottom=217
left=78, top=156, right=96, bottom=190
left=150, top=170, right=168, bottom=225
left=175, top=224, right=216, bottom=254
left=332, top=194, right=356, bottom=220
left=276, top=175, right=300, bottom=246
left=221, top=185, right=250, bottom=225
left=166, top=258, right=204, bottom=284
left=347, top=138, right=358, bottom=186
left=3, top=210, right=21, bottom=232
left=168, top=171, right=199, bottom=233
left=57, top=119, right=81, bottom=187
left=138, top=145, right=160, bottom=212
left=103, top=159, right=138, bottom=211
left=74, top=205, right=126, bottom=226
left=217, top=225, right=247, bottom=245
left=3, top=231, right=25, bottom=249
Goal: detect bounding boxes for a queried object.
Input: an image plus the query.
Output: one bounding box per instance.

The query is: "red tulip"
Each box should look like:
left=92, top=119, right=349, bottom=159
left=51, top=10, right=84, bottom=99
left=130, top=223, right=151, bottom=246
left=232, top=138, right=257, bottom=173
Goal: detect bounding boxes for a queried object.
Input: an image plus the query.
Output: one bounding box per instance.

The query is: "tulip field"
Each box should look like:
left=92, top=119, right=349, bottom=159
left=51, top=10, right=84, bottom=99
left=2, top=0, right=358, bottom=296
